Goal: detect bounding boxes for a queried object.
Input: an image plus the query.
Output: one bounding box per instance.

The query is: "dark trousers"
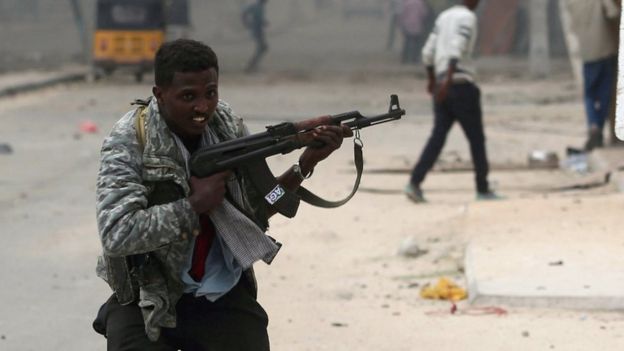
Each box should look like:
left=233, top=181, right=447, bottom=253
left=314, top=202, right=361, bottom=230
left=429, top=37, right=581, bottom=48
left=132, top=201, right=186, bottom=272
left=410, top=82, right=490, bottom=193
left=101, top=276, right=270, bottom=351
left=582, top=55, right=616, bottom=131
left=246, top=32, right=268, bottom=73
left=401, top=32, right=424, bottom=64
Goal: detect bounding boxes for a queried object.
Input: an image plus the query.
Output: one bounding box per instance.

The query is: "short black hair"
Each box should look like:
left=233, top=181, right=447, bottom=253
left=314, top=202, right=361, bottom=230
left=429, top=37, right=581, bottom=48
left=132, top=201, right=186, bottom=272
left=154, top=39, right=219, bottom=87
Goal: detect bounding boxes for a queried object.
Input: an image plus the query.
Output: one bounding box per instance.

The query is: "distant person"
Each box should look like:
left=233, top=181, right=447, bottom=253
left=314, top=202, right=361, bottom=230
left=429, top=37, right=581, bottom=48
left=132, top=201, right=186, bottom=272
left=405, top=0, right=500, bottom=203
left=387, top=0, right=402, bottom=50
left=564, top=0, right=620, bottom=151
left=399, top=0, right=430, bottom=64
left=242, top=0, right=269, bottom=73
left=166, top=0, right=191, bottom=40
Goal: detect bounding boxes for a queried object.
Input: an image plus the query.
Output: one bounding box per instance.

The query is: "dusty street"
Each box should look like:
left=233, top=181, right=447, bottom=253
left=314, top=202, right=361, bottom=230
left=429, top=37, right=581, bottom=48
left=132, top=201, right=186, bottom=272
left=1, top=67, right=624, bottom=351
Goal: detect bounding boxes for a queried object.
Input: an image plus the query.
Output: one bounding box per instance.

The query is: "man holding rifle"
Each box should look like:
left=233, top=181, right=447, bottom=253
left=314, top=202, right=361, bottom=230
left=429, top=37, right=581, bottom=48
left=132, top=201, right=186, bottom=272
left=93, top=39, right=351, bottom=350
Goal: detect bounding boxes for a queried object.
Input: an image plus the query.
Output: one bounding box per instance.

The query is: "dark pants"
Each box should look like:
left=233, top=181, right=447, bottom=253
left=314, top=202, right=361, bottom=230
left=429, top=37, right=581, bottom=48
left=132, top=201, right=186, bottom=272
left=246, top=32, right=268, bottom=73
left=583, top=55, right=617, bottom=131
left=101, top=276, right=270, bottom=351
left=410, top=82, right=490, bottom=193
left=401, top=32, right=424, bottom=64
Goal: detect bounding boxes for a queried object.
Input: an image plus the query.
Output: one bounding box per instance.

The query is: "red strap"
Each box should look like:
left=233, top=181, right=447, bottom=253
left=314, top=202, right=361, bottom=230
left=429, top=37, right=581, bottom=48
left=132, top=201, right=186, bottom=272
left=189, top=215, right=215, bottom=282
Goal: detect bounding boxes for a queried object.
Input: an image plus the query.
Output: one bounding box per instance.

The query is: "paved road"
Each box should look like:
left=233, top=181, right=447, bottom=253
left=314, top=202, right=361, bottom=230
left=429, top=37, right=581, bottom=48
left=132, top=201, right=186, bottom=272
left=2, top=74, right=623, bottom=350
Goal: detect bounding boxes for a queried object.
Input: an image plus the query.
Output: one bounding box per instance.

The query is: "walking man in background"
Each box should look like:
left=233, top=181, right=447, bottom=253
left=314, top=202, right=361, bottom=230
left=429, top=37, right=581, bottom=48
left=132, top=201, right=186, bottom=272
left=405, top=0, right=500, bottom=203
left=242, top=0, right=269, bottom=73
left=563, top=0, right=620, bottom=151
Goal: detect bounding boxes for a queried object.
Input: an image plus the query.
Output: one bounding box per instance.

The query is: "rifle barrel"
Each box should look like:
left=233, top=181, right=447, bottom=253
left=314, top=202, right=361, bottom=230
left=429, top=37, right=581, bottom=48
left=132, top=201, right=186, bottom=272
left=343, top=109, right=405, bottom=130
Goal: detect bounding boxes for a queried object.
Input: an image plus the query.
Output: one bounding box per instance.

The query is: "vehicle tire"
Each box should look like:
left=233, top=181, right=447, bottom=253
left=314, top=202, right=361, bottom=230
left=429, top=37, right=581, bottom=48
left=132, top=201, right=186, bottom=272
left=89, top=66, right=104, bottom=82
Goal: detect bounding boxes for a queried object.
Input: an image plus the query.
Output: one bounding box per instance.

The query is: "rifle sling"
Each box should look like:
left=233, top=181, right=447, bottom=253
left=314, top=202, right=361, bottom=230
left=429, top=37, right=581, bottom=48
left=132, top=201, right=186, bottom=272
left=245, top=159, right=301, bottom=218
left=296, top=140, right=363, bottom=208
left=246, top=140, right=363, bottom=216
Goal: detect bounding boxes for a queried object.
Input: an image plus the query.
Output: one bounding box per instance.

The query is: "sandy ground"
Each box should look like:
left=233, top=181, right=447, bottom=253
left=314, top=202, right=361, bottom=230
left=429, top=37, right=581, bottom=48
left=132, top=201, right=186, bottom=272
left=2, top=2, right=624, bottom=350
left=1, top=65, right=624, bottom=350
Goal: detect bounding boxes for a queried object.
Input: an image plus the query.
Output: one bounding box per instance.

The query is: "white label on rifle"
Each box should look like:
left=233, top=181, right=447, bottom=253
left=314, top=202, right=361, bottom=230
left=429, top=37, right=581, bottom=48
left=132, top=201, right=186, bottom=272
left=265, top=184, right=285, bottom=205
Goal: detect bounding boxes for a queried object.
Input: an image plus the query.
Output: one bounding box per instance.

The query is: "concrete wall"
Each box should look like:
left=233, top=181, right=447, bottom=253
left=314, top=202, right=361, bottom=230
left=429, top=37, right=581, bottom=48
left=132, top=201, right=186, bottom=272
left=0, top=0, right=569, bottom=74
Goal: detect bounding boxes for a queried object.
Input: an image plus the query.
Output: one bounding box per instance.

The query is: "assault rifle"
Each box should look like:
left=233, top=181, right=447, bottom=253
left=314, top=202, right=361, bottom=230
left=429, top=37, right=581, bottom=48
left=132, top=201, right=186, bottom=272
left=190, top=95, right=405, bottom=218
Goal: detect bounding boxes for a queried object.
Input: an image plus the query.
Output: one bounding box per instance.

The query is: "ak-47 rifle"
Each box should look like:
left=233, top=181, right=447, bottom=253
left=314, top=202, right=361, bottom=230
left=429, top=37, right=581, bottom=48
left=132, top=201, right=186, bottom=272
left=190, top=94, right=406, bottom=218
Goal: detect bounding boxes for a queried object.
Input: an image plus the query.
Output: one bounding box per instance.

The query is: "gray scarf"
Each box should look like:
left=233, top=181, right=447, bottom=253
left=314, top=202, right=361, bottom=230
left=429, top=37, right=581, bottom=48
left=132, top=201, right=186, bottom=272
left=172, top=128, right=280, bottom=269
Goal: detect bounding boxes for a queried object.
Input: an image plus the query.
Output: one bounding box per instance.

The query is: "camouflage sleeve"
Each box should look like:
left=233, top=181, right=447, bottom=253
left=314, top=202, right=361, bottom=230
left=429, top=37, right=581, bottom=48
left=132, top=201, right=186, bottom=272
left=216, top=100, right=250, bottom=138
left=95, top=114, right=195, bottom=257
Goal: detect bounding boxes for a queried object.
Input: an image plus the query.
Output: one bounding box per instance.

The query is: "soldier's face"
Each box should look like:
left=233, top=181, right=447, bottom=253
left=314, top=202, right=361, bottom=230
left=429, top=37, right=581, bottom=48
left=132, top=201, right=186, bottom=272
left=153, top=68, right=219, bottom=142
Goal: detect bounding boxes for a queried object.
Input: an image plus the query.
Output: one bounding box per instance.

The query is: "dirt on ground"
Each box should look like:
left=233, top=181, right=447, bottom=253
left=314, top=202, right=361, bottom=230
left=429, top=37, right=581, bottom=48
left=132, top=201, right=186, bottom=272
left=2, top=2, right=624, bottom=349
left=2, top=62, right=624, bottom=350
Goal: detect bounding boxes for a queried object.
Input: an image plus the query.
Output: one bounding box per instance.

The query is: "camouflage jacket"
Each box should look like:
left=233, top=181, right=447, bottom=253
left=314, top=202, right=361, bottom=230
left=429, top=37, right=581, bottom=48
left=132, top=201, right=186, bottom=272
left=95, top=98, right=268, bottom=341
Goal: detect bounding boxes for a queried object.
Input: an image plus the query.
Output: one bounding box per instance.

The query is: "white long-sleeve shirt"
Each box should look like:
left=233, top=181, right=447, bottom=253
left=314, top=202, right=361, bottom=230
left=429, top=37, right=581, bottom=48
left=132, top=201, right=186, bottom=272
left=422, top=5, right=477, bottom=82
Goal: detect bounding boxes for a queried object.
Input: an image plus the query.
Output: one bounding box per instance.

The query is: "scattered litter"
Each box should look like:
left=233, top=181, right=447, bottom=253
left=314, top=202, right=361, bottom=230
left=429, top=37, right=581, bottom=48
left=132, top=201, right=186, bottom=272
left=522, top=331, right=530, bottom=338
left=407, top=282, right=419, bottom=289
left=562, top=154, right=589, bottom=173
left=336, top=291, right=354, bottom=300
left=331, top=322, right=348, bottom=327
left=562, top=147, right=589, bottom=174
left=398, top=236, right=429, bottom=258
left=461, top=306, right=507, bottom=316
left=79, top=120, right=98, bottom=134
left=426, top=304, right=508, bottom=316
left=548, top=260, right=564, bottom=266
left=528, top=150, right=559, bottom=169
left=0, top=143, right=13, bottom=155
left=420, top=277, right=467, bottom=301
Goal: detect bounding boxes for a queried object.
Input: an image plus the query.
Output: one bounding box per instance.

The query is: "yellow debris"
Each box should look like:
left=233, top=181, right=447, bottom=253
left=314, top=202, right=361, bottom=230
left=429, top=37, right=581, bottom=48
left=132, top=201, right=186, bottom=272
left=420, top=277, right=467, bottom=301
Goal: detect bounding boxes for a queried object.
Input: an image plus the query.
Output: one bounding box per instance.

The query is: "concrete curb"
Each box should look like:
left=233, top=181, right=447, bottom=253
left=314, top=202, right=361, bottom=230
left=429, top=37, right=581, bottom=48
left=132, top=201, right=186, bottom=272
left=589, top=148, right=624, bottom=192
left=0, top=68, right=88, bottom=98
left=465, top=243, right=624, bottom=310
